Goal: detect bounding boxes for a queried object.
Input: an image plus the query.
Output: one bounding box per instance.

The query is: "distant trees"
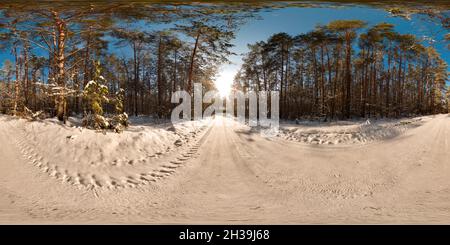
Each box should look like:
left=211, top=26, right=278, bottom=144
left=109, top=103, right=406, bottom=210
left=176, top=20, right=235, bottom=93
left=112, top=28, right=153, bottom=117
left=0, top=60, right=13, bottom=113
left=0, top=2, right=247, bottom=121
left=236, top=20, right=449, bottom=120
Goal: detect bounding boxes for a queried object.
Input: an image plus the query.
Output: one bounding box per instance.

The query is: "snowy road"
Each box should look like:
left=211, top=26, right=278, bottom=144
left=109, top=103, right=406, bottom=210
left=0, top=115, right=449, bottom=223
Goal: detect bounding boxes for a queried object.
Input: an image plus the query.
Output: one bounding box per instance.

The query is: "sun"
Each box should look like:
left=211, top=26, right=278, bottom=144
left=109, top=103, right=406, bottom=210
left=214, top=69, right=235, bottom=98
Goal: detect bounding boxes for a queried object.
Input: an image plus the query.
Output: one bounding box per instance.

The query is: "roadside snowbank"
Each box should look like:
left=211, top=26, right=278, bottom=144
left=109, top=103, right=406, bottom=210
left=278, top=116, right=430, bottom=145
left=0, top=115, right=210, bottom=190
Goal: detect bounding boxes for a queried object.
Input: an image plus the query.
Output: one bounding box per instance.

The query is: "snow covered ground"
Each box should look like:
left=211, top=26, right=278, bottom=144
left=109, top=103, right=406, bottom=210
left=0, top=114, right=449, bottom=224
left=0, top=115, right=211, bottom=191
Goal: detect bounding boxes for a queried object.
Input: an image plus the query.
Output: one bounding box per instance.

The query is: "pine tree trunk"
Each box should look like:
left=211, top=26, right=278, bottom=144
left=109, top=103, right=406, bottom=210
left=344, top=32, right=352, bottom=119
left=386, top=46, right=391, bottom=117
left=52, top=11, right=67, bottom=122
left=13, top=45, right=20, bottom=115
left=157, top=36, right=164, bottom=117
left=187, top=32, right=200, bottom=93
left=23, top=43, right=29, bottom=108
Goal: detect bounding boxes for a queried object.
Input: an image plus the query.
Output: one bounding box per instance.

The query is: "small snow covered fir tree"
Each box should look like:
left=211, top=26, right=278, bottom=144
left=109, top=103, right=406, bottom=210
left=82, top=60, right=129, bottom=132
left=82, top=61, right=110, bottom=129
left=111, top=88, right=129, bottom=133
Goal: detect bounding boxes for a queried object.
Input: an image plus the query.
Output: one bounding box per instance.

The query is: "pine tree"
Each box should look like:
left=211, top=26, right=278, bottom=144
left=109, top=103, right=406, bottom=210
left=238, top=20, right=448, bottom=120
left=327, top=20, right=367, bottom=118
left=82, top=61, right=110, bottom=130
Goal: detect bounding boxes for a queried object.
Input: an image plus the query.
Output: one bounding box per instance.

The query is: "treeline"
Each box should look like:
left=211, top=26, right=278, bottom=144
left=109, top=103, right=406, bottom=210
left=0, top=2, right=448, bottom=123
left=235, top=20, right=449, bottom=120
left=0, top=2, right=250, bottom=123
